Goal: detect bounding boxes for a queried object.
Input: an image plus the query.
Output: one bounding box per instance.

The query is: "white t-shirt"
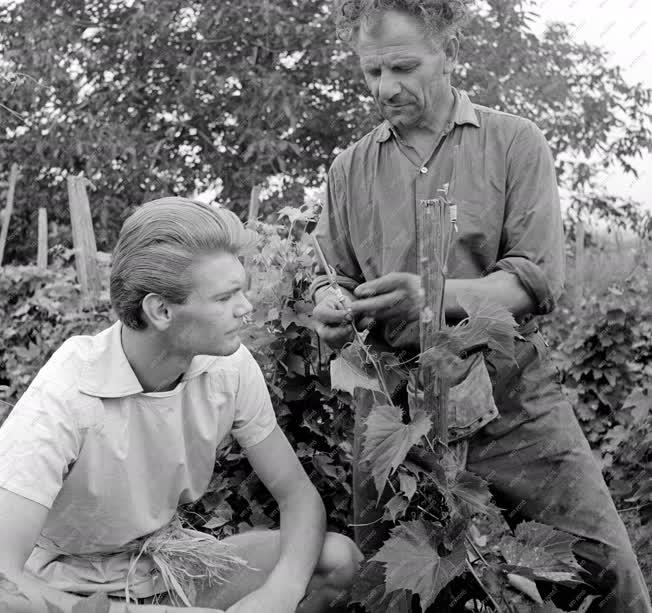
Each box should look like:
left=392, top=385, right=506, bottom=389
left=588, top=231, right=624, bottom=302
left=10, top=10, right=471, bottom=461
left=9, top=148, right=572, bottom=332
left=0, top=321, right=277, bottom=597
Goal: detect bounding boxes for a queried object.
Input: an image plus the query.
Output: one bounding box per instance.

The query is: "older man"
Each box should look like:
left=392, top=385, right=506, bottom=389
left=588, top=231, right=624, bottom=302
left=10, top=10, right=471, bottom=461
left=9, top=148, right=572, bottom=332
left=311, top=2, right=651, bottom=611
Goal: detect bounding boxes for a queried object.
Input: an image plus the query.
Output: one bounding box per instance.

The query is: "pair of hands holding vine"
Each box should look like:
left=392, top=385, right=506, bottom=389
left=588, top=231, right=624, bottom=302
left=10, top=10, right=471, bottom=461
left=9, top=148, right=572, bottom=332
left=313, top=272, right=425, bottom=349
left=313, top=270, right=536, bottom=350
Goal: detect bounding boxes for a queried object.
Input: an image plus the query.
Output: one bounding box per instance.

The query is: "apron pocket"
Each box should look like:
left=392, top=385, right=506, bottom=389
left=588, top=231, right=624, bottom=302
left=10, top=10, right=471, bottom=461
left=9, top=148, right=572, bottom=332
left=407, top=353, right=500, bottom=443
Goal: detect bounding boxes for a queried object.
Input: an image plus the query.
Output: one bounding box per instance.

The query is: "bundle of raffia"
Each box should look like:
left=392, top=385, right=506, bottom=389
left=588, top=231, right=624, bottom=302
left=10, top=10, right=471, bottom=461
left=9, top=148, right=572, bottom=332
left=37, top=516, right=253, bottom=607
left=124, top=519, right=253, bottom=606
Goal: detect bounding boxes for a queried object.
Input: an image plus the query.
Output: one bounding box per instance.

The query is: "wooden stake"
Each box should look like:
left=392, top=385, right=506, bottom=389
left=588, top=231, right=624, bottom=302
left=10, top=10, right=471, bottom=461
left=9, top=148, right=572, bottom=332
left=67, top=174, right=100, bottom=301
left=37, top=207, right=48, bottom=269
left=245, top=184, right=262, bottom=292
left=0, top=163, right=19, bottom=267
left=418, top=195, right=453, bottom=449
left=614, top=228, right=623, bottom=253
left=248, top=184, right=261, bottom=223
left=575, top=221, right=585, bottom=312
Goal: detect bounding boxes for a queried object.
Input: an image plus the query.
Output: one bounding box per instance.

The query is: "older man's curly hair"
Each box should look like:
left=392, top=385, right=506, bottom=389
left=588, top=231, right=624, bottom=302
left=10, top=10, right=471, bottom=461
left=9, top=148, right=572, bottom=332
left=334, top=0, right=472, bottom=44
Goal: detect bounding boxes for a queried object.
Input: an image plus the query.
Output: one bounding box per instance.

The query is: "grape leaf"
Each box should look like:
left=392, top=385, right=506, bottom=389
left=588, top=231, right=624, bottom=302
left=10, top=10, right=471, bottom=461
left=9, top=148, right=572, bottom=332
left=277, top=205, right=317, bottom=225
left=419, top=330, right=476, bottom=385
left=370, top=519, right=466, bottom=610
left=398, top=472, right=418, bottom=501
left=446, top=470, right=495, bottom=518
left=362, top=405, right=432, bottom=498
left=507, top=573, right=543, bottom=603
left=203, top=499, right=233, bottom=530
left=384, top=493, right=409, bottom=522
left=419, top=293, right=519, bottom=384
left=71, top=592, right=111, bottom=613
left=350, top=561, right=411, bottom=613
left=456, top=290, right=519, bottom=362
left=500, top=521, right=583, bottom=584
left=405, top=447, right=447, bottom=485
left=623, top=387, right=651, bottom=423
left=329, top=342, right=383, bottom=396
left=478, top=566, right=566, bottom=613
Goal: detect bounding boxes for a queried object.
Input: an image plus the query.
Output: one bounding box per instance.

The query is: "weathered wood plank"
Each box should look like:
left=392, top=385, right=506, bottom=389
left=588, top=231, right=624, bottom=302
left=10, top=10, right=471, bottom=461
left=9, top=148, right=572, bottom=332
left=418, top=195, right=452, bottom=448
left=67, top=174, right=101, bottom=300
left=37, top=207, right=48, bottom=269
left=0, top=163, right=19, bottom=266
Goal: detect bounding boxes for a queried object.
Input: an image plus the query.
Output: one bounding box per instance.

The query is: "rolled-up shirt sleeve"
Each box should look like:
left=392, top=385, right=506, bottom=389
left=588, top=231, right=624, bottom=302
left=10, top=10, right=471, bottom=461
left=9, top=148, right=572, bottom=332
left=309, top=159, right=364, bottom=302
left=489, top=120, right=565, bottom=315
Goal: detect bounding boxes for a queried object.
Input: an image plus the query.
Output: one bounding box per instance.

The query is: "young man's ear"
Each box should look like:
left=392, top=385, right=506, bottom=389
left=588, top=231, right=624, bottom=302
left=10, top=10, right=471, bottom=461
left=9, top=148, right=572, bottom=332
left=141, top=293, right=173, bottom=331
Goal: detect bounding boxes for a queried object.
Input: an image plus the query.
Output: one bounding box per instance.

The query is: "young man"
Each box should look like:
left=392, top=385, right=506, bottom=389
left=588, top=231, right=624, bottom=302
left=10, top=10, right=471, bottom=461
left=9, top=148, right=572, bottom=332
left=0, top=197, right=362, bottom=613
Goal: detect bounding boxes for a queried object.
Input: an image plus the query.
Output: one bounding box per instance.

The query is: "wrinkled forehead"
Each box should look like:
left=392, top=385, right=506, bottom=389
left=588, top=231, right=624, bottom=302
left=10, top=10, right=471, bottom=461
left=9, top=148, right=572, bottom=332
left=355, top=10, right=439, bottom=61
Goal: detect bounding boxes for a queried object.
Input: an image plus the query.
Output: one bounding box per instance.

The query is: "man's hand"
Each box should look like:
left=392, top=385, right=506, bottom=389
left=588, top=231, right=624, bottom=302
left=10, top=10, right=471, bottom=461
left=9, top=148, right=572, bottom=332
left=312, top=286, right=357, bottom=349
left=225, top=581, right=300, bottom=613
left=350, top=273, right=424, bottom=322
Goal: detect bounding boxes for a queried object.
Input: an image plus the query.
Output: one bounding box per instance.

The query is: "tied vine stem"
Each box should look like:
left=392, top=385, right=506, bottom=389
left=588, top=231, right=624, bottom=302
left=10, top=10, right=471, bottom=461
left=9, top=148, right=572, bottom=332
left=466, top=560, right=505, bottom=613
left=310, top=233, right=396, bottom=406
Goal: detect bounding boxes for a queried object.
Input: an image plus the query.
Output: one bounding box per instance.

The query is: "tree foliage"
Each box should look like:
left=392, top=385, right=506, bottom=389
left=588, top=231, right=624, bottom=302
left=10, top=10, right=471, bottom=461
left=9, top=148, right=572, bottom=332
left=1, top=0, right=651, bottom=263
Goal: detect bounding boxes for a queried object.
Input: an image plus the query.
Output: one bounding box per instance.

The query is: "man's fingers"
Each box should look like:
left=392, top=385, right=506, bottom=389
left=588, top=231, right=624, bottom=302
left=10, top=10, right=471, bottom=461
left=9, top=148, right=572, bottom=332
left=316, top=326, right=354, bottom=342
left=314, top=322, right=355, bottom=348
left=349, top=290, right=405, bottom=316
left=354, top=272, right=412, bottom=298
left=315, top=285, right=354, bottom=308
left=313, top=304, right=353, bottom=325
left=354, top=315, right=376, bottom=331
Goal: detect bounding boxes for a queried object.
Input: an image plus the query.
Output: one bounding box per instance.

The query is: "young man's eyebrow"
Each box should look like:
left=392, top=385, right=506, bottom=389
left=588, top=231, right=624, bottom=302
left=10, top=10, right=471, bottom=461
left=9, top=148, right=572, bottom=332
left=211, top=280, right=246, bottom=299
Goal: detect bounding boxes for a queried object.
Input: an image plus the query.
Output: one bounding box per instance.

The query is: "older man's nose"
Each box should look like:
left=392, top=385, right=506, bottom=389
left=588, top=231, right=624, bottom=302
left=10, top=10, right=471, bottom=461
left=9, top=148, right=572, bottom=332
left=378, top=71, right=401, bottom=102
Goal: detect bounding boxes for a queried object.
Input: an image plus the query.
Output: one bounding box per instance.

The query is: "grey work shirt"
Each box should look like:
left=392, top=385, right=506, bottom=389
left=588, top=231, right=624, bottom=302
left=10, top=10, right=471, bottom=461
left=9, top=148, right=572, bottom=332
left=311, top=87, right=565, bottom=349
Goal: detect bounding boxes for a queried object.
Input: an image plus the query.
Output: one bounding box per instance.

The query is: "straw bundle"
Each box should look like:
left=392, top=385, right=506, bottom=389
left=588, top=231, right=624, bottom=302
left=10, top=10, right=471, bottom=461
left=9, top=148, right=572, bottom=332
left=125, top=521, right=253, bottom=607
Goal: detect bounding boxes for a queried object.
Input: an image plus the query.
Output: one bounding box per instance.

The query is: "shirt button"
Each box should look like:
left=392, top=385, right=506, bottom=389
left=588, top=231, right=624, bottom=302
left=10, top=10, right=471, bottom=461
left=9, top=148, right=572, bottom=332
left=420, top=167, right=428, bottom=174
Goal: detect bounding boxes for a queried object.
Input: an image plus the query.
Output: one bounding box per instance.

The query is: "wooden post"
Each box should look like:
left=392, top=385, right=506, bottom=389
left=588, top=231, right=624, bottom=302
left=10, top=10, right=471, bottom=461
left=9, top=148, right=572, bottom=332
left=67, top=174, right=100, bottom=301
left=248, top=184, right=261, bottom=224
left=418, top=193, right=453, bottom=449
left=0, top=163, right=19, bottom=267
left=575, top=221, right=585, bottom=311
left=37, top=207, right=48, bottom=269
left=245, top=184, right=262, bottom=292
left=614, top=228, right=623, bottom=253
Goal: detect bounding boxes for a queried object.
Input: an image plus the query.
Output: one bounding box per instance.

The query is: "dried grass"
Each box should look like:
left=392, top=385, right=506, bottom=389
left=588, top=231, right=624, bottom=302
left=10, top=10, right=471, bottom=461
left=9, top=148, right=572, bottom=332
left=124, top=520, right=253, bottom=607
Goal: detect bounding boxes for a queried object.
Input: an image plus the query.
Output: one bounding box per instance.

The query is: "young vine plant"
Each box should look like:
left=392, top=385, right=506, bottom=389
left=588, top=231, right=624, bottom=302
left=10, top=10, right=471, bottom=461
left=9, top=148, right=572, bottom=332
left=331, top=291, right=593, bottom=612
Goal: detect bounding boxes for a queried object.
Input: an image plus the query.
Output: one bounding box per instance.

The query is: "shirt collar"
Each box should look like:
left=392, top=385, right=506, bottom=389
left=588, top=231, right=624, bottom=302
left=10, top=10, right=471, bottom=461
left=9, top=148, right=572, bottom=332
left=78, top=321, right=223, bottom=398
left=375, top=87, right=480, bottom=143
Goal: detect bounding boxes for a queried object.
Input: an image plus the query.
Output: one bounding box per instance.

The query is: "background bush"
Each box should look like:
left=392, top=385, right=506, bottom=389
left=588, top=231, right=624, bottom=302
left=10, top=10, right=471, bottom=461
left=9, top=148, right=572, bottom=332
left=1, top=217, right=650, bottom=588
